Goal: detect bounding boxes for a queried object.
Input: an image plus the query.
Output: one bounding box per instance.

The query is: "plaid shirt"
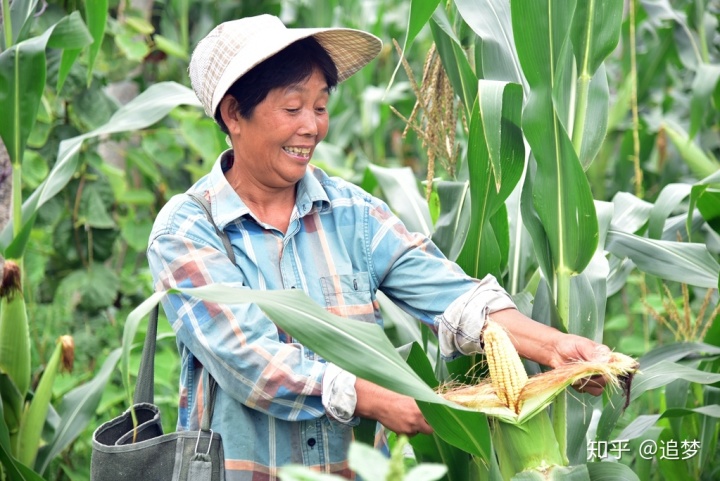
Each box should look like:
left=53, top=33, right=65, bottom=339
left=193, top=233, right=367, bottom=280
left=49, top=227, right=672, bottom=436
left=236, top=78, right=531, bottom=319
left=147, top=150, right=513, bottom=480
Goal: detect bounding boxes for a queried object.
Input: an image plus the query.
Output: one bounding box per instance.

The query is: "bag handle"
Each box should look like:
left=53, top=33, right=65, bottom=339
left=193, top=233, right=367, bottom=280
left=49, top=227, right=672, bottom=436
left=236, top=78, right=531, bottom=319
left=134, top=192, right=236, bottom=431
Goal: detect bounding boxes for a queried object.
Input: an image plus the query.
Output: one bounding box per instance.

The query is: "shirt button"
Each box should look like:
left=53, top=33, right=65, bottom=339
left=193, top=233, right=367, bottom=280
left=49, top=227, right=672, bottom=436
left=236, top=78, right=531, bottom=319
left=307, top=438, right=316, bottom=448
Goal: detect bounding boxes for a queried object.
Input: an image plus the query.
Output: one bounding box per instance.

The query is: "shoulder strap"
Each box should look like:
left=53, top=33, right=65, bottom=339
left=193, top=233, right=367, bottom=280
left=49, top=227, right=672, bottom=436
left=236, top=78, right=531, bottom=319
left=134, top=193, right=235, bottom=430
left=187, top=192, right=236, bottom=264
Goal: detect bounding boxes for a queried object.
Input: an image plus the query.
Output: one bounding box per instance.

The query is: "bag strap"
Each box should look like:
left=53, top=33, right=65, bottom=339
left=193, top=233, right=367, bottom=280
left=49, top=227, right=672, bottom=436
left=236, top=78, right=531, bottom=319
left=134, top=192, right=236, bottom=432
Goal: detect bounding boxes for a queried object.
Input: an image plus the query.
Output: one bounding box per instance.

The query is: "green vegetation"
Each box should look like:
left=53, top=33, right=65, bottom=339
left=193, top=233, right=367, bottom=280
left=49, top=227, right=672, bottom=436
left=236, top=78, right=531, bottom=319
left=0, top=0, right=718, bottom=480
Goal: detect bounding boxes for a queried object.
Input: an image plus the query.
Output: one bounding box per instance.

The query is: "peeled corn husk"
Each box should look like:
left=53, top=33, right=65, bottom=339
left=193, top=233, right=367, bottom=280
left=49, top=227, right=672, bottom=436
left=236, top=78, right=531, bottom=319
left=441, top=320, right=639, bottom=425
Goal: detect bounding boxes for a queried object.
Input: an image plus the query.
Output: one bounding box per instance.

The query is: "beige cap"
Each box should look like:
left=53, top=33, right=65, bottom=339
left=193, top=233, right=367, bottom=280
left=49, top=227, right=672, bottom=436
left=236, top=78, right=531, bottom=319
left=188, top=14, right=383, bottom=117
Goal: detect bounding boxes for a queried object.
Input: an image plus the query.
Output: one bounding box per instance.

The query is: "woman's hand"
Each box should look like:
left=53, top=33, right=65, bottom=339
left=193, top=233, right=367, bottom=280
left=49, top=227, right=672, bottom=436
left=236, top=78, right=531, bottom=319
left=354, top=378, right=433, bottom=436
left=490, top=308, right=612, bottom=396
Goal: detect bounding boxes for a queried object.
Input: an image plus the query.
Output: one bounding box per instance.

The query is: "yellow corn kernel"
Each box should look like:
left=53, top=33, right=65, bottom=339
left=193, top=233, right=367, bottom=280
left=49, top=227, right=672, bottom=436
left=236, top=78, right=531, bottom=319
left=483, top=319, right=528, bottom=414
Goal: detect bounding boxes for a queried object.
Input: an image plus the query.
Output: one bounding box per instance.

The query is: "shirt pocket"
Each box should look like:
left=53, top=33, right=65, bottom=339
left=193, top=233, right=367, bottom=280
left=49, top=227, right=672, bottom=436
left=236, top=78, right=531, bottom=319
left=319, top=272, right=376, bottom=324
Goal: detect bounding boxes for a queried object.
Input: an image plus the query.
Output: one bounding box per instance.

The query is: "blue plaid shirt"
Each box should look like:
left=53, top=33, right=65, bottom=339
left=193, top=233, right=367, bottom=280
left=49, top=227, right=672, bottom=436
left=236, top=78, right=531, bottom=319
left=147, top=150, right=513, bottom=480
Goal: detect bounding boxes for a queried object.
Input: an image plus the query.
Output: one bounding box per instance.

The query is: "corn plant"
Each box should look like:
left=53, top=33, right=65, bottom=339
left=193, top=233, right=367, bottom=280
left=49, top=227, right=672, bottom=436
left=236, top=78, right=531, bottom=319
left=0, top=1, right=204, bottom=477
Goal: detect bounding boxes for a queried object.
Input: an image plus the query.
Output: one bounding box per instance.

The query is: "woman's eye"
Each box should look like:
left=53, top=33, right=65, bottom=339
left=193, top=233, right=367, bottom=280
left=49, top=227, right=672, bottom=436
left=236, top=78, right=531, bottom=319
left=285, top=108, right=300, bottom=113
left=315, top=107, right=327, bottom=113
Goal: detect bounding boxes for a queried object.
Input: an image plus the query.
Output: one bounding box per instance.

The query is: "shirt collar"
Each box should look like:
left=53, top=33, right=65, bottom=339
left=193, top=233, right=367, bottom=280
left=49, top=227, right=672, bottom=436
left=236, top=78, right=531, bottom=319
left=200, top=149, right=330, bottom=230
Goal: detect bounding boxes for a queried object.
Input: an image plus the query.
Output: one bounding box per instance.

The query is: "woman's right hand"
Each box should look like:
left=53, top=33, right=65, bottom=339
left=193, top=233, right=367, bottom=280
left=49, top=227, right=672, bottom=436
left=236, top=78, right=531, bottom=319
left=353, top=378, right=433, bottom=436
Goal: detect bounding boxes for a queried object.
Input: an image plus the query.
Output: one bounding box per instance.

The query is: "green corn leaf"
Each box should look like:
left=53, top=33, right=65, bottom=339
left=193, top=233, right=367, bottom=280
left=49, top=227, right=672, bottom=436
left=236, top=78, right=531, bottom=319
left=387, top=0, right=441, bottom=90
left=122, top=286, right=458, bottom=409
left=512, top=0, right=599, bottom=314
left=456, top=80, right=524, bottom=279
left=16, top=338, right=66, bottom=467
left=605, top=230, right=720, bottom=288
left=455, top=0, right=526, bottom=88
left=688, top=170, right=720, bottom=237
left=35, top=348, right=121, bottom=474
left=7, top=0, right=39, bottom=45
left=0, top=81, right=201, bottom=255
left=569, top=0, right=622, bottom=168
left=0, top=439, right=46, bottom=481
left=407, top=343, right=493, bottom=463
left=430, top=10, right=478, bottom=115
left=616, top=405, right=720, bottom=441
left=85, top=0, right=108, bottom=85
left=647, top=183, right=692, bottom=239
left=596, top=361, right=720, bottom=442
left=663, top=121, right=720, bottom=180
left=0, top=371, right=23, bottom=439
left=689, top=64, right=720, bottom=139
left=585, top=462, right=640, bottom=481
left=430, top=180, right=471, bottom=261
left=0, top=12, right=91, bottom=167
left=366, top=165, right=433, bottom=237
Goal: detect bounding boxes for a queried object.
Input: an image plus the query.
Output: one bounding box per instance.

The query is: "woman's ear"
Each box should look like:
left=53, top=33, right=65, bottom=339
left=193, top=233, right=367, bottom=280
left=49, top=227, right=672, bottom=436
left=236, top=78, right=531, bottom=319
left=219, top=96, right=242, bottom=134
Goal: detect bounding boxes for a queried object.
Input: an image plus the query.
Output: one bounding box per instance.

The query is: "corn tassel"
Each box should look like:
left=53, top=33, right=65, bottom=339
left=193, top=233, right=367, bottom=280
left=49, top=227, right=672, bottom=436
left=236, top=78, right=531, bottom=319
left=0, top=260, right=31, bottom=400
left=17, top=336, right=74, bottom=468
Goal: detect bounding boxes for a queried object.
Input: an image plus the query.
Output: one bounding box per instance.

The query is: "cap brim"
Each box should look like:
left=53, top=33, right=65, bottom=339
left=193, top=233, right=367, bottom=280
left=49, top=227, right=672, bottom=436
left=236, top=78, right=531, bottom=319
left=211, top=27, right=382, bottom=116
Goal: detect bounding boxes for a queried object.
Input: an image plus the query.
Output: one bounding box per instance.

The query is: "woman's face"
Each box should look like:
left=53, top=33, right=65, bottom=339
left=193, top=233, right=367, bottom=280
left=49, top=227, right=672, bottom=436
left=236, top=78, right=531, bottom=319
left=227, top=69, right=330, bottom=190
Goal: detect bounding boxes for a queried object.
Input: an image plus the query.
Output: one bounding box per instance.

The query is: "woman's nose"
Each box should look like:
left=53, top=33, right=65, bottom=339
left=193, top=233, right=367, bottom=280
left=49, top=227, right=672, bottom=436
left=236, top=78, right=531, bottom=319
left=298, top=109, right=319, bottom=136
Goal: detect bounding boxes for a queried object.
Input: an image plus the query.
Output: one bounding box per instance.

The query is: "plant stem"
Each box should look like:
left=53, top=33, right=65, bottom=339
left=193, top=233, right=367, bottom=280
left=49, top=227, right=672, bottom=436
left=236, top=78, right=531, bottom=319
left=12, top=162, right=22, bottom=240
left=552, top=391, right=569, bottom=465
left=629, top=0, right=643, bottom=198
left=572, top=72, right=590, bottom=162
left=1, top=0, right=12, bottom=50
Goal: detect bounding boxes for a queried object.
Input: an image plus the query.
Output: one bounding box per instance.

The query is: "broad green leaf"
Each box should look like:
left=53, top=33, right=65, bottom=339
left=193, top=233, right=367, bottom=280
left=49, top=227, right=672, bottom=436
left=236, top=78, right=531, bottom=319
left=609, top=192, right=653, bottom=234
left=638, top=342, right=720, bottom=367
left=596, top=361, right=720, bottom=441
left=513, top=464, right=591, bottom=481
left=367, top=165, right=433, bottom=237
left=85, top=0, right=108, bottom=85
left=8, top=0, right=39, bottom=45
left=585, top=462, right=640, bottom=481
left=700, top=387, right=720, bottom=468
left=0, top=12, right=91, bottom=166
left=430, top=10, right=478, bottom=114
left=512, top=0, right=599, bottom=285
left=387, top=0, right=441, bottom=90
left=569, top=0, right=622, bottom=168
left=430, top=180, right=470, bottom=261
left=663, top=121, right=720, bottom=180
left=688, top=170, right=720, bottom=237
left=407, top=343, right=493, bottom=462
left=520, top=160, right=554, bottom=283
left=115, top=33, right=150, bottom=61
left=179, top=116, right=225, bottom=165
left=123, top=286, right=457, bottom=408
left=570, top=0, right=623, bottom=76
left=0, top=81, right=201, bottom=253
left=35, top=349, right=121, bottom=474
left=455, top=0, right=526, bottom=88
left=456, top=81, right=523, bottom=279
left=0, top=371, right=23, bottom=434
left=647, top=183, right=691, bottom=239
left=605, top=230, right=720, bottom=288
left=616, top=405, right=720, bottom=441
left=0, top=439, right=46, bottom=481
left=689, top=63, right=720, bottom=139
left=120, top=219, right=153, bottom=252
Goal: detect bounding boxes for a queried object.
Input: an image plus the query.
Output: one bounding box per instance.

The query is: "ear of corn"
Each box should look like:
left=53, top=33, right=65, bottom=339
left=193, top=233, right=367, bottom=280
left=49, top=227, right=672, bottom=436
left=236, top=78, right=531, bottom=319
left=483, top=319, right=528, bottom=414
left=0, top=260, right=31, bottom=400
left=17, top=336, right=74, bottom=467
left=441, top=319, right=639, bottom=480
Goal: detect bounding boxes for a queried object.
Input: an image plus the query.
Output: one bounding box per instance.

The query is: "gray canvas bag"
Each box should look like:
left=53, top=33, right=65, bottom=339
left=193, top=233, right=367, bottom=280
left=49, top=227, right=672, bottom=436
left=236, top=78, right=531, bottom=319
left=91, top=194, right=233, bottom=481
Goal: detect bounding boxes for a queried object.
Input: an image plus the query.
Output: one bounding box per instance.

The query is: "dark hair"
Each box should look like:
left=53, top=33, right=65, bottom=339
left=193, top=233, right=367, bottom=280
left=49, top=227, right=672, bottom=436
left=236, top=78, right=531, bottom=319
left=214, top=36, right=338, bottom=133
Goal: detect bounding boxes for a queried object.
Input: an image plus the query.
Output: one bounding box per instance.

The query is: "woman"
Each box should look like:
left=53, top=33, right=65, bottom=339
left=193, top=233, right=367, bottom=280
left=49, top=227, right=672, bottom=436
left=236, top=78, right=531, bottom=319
left=148, top=14, right=610, bottom=480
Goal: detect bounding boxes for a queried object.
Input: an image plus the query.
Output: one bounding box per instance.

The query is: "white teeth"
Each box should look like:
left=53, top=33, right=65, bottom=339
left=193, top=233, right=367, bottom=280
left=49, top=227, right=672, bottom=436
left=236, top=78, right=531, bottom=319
left=283, top=147, right=311, bottom=156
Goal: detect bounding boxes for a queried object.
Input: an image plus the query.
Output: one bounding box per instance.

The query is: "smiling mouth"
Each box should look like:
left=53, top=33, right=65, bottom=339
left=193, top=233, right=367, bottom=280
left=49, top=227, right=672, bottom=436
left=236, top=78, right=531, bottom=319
left=283, top=146, right=311, bottom=159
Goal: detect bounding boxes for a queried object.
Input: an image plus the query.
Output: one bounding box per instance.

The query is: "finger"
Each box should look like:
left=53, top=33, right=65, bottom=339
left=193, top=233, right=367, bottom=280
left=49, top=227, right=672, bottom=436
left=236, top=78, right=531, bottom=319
left=572, top=375, right=606, bottom=396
